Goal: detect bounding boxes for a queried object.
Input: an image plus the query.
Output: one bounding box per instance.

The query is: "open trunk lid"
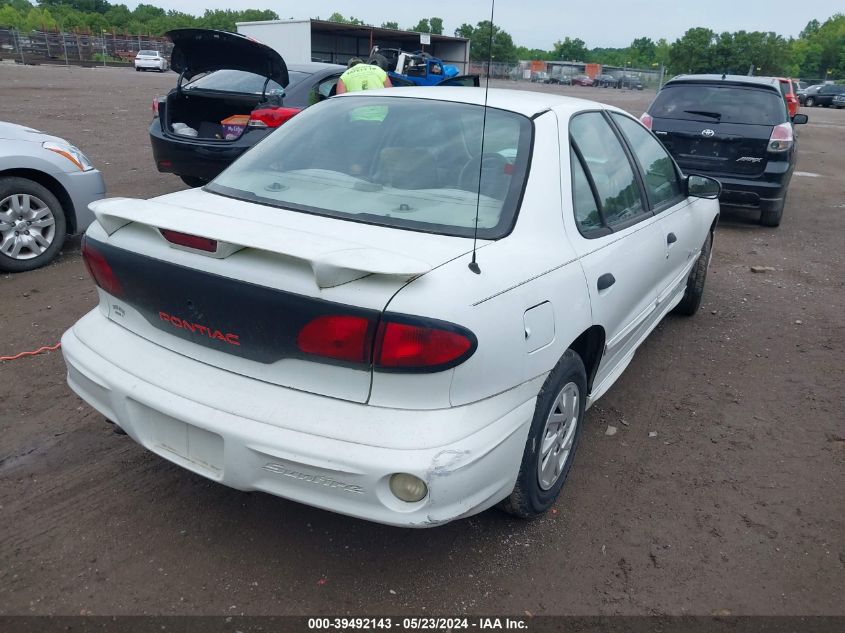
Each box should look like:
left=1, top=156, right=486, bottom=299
left=166, top=28, right=289, bottom=86
left=84, top=190, right=475, bottom=403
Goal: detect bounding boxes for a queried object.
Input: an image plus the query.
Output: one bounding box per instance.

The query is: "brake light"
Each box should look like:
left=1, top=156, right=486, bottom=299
left=639, top=112, right=653, bottom=130
left=296, top=315, right=373, bottom=363
left=247, top=106, right=302, bottom=129
left=768, top=122, right=794, bottom=152
left=82, top=238, right=122, bottom=297
left=159, top=229, right=218, bottom=253
left=296, top=315, right=476, bottom=370
left=151, top=98, right=161, bottom=118
left=375, top=321, right=473, bottom=370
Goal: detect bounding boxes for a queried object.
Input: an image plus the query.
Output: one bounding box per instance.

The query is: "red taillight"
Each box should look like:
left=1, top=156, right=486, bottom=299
left=247, top=106, right=302, bottom=129
left=768, top=122, right=794, bottom=152
left=82, top=238, right=122, bottom=297
left=296, top=315, right=373, bottom=363
left=151, top=98, right=160, bottom=117
left=640, top=112, right=653, bottom=130
left=296, top=315, right=476, bottom=370
left=159, top=229, right=218, bottom=253
left=375, top=321, right=473, bottom=370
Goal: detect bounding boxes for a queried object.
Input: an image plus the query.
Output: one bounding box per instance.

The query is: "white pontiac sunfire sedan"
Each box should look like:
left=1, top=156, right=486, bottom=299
left=63, top=88, right=720, bottom=527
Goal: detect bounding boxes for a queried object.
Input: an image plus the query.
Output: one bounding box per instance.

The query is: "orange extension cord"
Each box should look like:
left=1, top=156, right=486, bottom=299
left=0, top=342, right=62, bottom=362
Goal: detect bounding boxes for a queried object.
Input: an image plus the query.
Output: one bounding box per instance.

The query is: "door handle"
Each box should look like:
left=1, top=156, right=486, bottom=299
left=667, top=232, right=678, bottom=245
left=597, top=273, right=615, bottom=291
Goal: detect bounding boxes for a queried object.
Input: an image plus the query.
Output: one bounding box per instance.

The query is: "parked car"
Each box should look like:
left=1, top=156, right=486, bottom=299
left=546, top=75, right=571, bottom=85
left=531, top=71, right=549, bottom=83
left=0, top=121, right=105, bottom=272
left=777, top=77, right=800, bottom=117
left=616, top=74, right=644, bottom=90
left=134, top=50, right=168, bottom=72
left=64, top=87, right=721, bottom=526
left=802, top=83, right=845, bottom=107
left=570, top=74, right=594, bottom=86
left=799, top=84, right=822, bottom=105
left=641, top=74, right=808, bottom=227
left=594, top=73, right=617, bottom=88
left=833, top=93, right=845, bottom=109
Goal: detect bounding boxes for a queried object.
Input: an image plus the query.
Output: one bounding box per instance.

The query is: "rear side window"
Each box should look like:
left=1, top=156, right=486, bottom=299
left=570, top=148, right=602, bottom=233
left=570, top=112, right=646, bottom=232
left=611, top=113, right=682, bottom=209
left=650, top=84, right=788, bottom=125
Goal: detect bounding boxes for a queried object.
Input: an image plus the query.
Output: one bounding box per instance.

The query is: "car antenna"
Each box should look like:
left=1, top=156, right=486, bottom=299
left=468, top=0, right=496, bottom=275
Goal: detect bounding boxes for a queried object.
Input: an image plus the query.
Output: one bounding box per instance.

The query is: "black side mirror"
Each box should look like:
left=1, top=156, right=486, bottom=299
left=686, top=174, right=721, bottom=200
left=792, top=113, right=808, bottom=125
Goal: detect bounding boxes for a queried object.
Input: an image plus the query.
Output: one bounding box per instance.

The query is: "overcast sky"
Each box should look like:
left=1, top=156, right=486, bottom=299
left=127, top=0, right=837, bottom=49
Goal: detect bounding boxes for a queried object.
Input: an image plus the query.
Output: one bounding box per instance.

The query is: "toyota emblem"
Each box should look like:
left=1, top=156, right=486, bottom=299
left=702, top=129, right=715, bottom=137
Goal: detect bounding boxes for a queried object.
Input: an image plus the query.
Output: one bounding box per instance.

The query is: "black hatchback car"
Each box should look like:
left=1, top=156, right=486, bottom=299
left=802, top=83, right=845, bottom=107
left=641, top=74, right=808, bottom=227
left=150, top=29, right=345, bottom=187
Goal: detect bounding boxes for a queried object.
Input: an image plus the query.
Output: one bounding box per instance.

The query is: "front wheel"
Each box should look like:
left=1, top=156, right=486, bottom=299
left=805, top=97, right=815, bottom=107
left=500, top=350, right=586, bottom=519
left=673, top=231, right=713, bottom=316
left=0, top=177, right=67, bottom=273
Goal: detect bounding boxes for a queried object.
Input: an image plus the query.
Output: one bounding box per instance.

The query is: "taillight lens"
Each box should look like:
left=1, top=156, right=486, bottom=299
left=159, top=229, right=218, bottom=253
left=82, top=238, right=122, bottom=297
left=247, top=106, right=302, bottom=129
left=375, top=321, right=473, bottom=370
left=296, top=314, right=476, bottom=371
left=768, top=122, right=794, bottom=152
left=296, top=315, right=373, bottom=363
left=640, top=112, right=653, bottom=130
left=151, top=98, right=161, bottom=118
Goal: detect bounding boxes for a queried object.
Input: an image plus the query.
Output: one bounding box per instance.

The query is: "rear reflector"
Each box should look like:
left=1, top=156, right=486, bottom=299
left=376, top=321, right=473, bottom=369
left=82, top=237, right=123, bottom=297
left=159, top=229, right=218, bottom=253
left=296, top=315, right=373, bottom=363
left=296, top=315, right=476, bottom=371
left=248, top=106, right=302, bottom=129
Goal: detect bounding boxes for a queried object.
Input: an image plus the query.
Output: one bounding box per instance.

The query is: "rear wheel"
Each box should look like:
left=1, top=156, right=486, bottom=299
left=135, top=67, right=140, bottom=72
left=760, top=195, right=786, bottom=227
left=179, top=175, right=208, bottom=188
left=500, top=350, right=586, bottom=519
left=805, top=97, right=815, bottom=107
left=673, top=232, right=712, bottom=316
left=0, top=177, right=67, bottom=273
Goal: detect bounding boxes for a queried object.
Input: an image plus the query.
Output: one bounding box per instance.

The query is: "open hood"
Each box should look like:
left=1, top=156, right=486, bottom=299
left=166, top=28, right=289, bottom=86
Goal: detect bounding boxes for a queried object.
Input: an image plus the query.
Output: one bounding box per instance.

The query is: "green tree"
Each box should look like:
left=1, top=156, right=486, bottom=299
left=381, top=21, right=398, bottom=30
left=553, top=36, right=588, bottom=61
left=0, top=4, right=23, bottom=27
left=465, top=20, right=516, bottom=62
left=326, top=12, right=365, bottom=25
left=409, top=18, right=429, bottom=33
left=429, top=17, right=443, bottom=35
left=668, top=27, right=716, bottom=73
left=454, top=23, right=474, bottom=39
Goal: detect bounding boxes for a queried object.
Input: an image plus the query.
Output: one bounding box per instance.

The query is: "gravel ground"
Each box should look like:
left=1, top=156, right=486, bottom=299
left=0, top=64, right=843, bottom=616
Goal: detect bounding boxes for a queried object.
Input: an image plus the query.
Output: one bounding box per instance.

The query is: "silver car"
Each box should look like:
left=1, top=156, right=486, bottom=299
left=0, top=122, right=106, bottom=272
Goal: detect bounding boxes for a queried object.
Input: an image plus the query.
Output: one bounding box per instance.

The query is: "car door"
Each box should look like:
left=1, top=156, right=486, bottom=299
left=610, top=112, right=703, bottom=310
left=565, top=111, right=666, bottom=388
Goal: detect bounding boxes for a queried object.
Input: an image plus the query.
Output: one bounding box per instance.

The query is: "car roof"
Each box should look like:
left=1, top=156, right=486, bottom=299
left=336, top=87, right=621, bottom=117
left=666, top=74, right=781, bottom=91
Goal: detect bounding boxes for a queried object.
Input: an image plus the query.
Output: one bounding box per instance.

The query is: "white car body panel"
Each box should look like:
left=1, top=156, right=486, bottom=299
left=63, top=88, right=719, bottom=525
left=134, top=53, right=167, bottom=71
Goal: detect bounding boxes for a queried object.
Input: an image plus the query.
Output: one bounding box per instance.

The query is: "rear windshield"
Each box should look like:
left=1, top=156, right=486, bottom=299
left=207, top=96, right=533, bottom=239
left=138, top=50, right=158, bottom=56
left=651, top=84, right=787, bottom=125
left=183, top=69, right=310, bottom=96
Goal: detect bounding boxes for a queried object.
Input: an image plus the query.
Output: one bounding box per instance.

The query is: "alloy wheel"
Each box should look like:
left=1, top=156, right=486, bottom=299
left=0, top=193, right=57, bottom=260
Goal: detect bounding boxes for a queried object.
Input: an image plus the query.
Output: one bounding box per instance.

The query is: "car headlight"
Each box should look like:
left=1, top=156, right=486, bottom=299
left=42, top=141, right=94, bottom=172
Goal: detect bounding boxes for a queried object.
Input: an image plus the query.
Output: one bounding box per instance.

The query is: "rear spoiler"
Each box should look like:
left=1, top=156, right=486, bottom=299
left=90, top=198, right=432, bottom=288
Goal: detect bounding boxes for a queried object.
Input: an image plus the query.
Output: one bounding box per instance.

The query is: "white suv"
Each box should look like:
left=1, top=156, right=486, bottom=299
left=134, top=50, right=168, bottom=72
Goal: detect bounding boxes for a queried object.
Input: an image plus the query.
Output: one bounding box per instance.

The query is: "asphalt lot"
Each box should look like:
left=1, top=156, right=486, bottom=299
left=1, top=64, right=843, bottom=616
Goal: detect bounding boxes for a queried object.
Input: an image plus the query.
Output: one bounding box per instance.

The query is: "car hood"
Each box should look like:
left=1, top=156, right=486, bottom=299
left=0, top=121, right=66, bottom=144
left=166, top=28, right=289, bottom=86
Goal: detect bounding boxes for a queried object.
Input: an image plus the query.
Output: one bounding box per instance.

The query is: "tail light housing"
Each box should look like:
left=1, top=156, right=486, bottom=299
left=159, top=229, right=218, bottom=253
left=639, top=112, right=653, bottom=130
left=248, top=106, right=302, bottom=129
left=82, top=237, right=122, bottom=297
left=296, top=314, right=476, bottom=372
left=768, top=122, right=794, bottom=152
left=151, top=98, right=161, bottom=118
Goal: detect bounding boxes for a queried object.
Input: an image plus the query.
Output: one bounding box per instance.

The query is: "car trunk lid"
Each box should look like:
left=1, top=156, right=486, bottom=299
left=85, top=190, right=475, bottom=403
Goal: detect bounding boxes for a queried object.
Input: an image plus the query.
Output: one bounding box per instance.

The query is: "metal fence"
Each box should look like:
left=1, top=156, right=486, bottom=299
left=0, top=28, right=172, bottom=66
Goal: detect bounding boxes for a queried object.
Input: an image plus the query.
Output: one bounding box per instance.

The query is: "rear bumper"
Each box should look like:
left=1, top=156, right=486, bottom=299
left=149, top=122, right=269, bottom=181
left=135, top=59, right=165, bottom=69
left=682, top=160, right=794, bottom=211
left=61, top=310, right=535, bottom=527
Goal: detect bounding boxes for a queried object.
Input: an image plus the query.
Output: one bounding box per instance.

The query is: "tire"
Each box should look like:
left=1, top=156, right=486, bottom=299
left=760, top=195, right=786, bottom=227
left=0, top=177, right=67, bottom=273
left=500, top=350, right=587, bottom=519
left=179, top=175, right=208, bottom=188
left=135, top=67, right=140, bottom=72
left=672, top=231, right=713, bottom=316
left=805, top=97, right=815, bottom=107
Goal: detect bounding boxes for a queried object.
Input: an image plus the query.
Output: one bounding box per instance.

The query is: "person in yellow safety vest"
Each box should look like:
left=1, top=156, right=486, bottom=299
left=336, top=57, right=393, bottom=94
